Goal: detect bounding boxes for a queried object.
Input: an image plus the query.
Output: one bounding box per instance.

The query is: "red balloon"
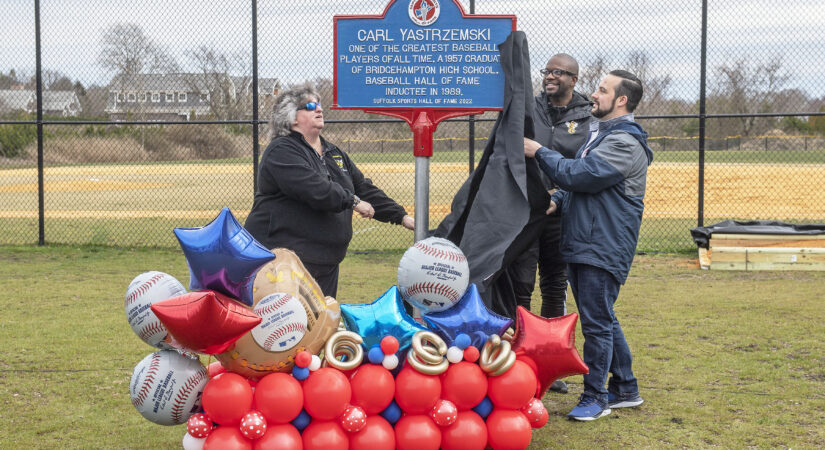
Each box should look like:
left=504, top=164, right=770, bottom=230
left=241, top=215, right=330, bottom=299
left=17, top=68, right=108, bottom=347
left=240, top=411, right=267, bottom=440
left=349, top=415, right=395, bottom=450
left=203, top=426, right=253, bottom=450
left=430, top=399, right=458, bottom=427
left=187, top=413, right=214, bottom=438
left=487, top=360, right=537, bottom=410
left=203, top=373, right=254, bottom=426
left=302, top=421, right=349, bottom=450
left=253, top=424, right=302, bottom=450
left=380, top=336, right=399, bottom=355
left=340, top=405, right=368, bottom=433
left=207, top=361, right=227, bottom=377
left=303, top=368, right=352, bottom=420
left=394, top=367, right=441, bottom=414
left=463, top=346, right=480, bottom=363
left=350, top=364, right=395, bottom=414
left=486, top=409, right=532, bottom=450
left=254, top=373, right=303, bottom=424
left=441, top=411, right=488, bottom=450
left=151, top=290, right=262, bottom=354
left=511, top=308, right=589, bottom=397
left=394, top=415, right=441, bottom=450
left=442, top=361, right=488, bottom=410
left=520, top=398, right=549, bottom=429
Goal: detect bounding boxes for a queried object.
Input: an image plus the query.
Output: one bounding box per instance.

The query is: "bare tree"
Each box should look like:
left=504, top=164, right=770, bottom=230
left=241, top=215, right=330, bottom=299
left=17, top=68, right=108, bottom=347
left=578, top=54, right=609, bottom=96
left=712, top=55, right=790, bottom=136
left=185, top=46, right=250, bottom=121
left=98, top=23, right=177, bottom=76
left=623, top=51, right=671, bottom=114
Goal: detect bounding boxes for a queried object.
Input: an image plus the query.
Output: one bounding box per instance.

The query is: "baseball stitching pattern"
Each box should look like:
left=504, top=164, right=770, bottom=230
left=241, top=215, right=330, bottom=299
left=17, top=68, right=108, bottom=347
left=138, top=321, right=165, bottom=342
left=170, top=370, right=206, bottom=424
left=404, top=282, right=461, bottom=302
left=413, top=241, right=467, bottom=263
left=255, top=294, right=295, bottom=317
left=132, top=352, right=162, bottom=408
left=263, top=323, right=308, bottom=350
left=125, top=273, right=165, bottom=307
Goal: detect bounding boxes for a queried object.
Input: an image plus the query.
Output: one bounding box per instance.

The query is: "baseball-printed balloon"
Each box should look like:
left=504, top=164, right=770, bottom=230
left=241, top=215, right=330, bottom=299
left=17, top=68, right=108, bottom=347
left=252, top=293, right=308, bottom=352
left=130, top=350, right=208, bottom=426
left=397, top=237, right=470, bottom=313
left=125, top=271, right=187, bottom=349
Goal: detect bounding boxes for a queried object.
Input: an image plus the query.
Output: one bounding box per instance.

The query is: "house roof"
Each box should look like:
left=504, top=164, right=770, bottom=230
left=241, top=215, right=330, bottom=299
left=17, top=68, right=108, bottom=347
left=108, top=73, right=281, bottom=95
left=0, top=90, right=33, bottom=111
left=0, top=90, right=80, bottom=112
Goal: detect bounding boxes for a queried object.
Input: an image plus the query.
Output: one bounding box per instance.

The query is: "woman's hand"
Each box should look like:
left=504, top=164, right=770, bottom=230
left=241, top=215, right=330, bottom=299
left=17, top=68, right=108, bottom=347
left=402, top=215, right=415, bottom=230
left=354, top=200, right=375, bottom=218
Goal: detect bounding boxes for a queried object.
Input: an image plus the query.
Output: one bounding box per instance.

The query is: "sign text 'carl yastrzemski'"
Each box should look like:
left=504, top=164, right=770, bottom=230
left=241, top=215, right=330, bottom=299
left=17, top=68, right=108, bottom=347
left=334, top=0, right=515, bottom=109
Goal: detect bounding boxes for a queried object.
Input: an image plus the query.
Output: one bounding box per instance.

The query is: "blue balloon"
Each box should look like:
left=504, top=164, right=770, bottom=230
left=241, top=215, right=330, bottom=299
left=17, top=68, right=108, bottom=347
left=173, top=207, right=274, bottom=306
left=455, top=333, right=472, bottom=350
left=368, top=345, right=385, bottom=364
left=423, top=284, right=513, bottom=348
left=340, top=286, right=427, bottom=354
left=292, top=366, right=310, bottom=381
left=380, top=400, right=402, bottom=424
left=472, top=396, right=493, bottom=419
left=291, top=409, right=312, bottom=431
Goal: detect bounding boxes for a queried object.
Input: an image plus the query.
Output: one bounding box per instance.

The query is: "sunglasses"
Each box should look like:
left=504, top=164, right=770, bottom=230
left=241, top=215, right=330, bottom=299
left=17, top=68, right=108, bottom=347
left=540, top=68, right=577, bottom=77
left=297, top=101, right=322, bottom=111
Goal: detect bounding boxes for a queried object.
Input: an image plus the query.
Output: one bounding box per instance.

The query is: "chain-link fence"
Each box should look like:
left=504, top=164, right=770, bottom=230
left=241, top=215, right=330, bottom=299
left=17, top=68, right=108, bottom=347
left=1, top=0, right=824, bottom=252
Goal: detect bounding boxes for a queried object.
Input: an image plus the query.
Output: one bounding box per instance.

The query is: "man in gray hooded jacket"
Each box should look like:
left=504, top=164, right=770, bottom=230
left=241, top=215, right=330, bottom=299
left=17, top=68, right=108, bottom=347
left=525, top=70, right=653, bottom=421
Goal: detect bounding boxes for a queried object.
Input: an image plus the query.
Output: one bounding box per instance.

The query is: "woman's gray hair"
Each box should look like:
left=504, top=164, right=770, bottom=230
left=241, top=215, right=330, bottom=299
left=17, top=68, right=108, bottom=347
left=268, top=82, right=320, bottom=139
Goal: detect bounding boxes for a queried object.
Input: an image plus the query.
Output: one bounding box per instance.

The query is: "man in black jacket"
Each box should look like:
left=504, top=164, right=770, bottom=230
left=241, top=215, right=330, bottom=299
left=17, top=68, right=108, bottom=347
left=508, top=53, right=593, bottom=393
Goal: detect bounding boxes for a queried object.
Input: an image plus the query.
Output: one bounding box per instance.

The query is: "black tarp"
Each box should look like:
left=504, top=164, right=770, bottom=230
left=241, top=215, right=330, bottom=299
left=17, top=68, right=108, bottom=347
left=690, top=220, right=825, bottom=248
left=433, top=30, right=536, bottom=317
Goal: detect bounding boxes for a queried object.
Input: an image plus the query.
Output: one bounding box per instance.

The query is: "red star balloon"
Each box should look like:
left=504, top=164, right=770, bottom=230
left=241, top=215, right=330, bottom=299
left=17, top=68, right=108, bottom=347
left=510, top=306, right=589, bottom=398
left=151, top=290, right=261, bottom=354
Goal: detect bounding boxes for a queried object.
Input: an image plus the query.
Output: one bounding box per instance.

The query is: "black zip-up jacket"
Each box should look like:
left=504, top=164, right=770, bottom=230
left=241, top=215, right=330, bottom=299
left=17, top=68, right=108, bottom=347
left=533, top=90, right=593, bottom=159
left=245, top=130, right=407, bottom=265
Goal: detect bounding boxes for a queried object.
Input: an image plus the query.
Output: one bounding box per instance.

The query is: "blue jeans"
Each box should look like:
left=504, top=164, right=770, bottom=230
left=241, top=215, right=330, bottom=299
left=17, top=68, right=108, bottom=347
left=568, top=263, right=638, bottom=407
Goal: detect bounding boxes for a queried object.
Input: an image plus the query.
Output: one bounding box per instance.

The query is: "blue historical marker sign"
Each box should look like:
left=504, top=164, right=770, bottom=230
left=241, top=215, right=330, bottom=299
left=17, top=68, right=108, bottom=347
left=333, top=0, right=516, bottom=110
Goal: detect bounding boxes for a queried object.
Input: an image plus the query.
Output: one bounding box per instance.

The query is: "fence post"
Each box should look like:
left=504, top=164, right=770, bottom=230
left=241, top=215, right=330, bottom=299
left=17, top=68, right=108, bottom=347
left=765, top=136, right=768, bottom=151
left=251, top=0, right=260, bottom=194
left=35, top=0, right=45, bottom=245
left=725, top=137, right=728, bottom=150
left=697, top=0, right=707, bottom=228
left=805, top=136, right=808, bottom=151
left=468, top=0, right=476, bottom=174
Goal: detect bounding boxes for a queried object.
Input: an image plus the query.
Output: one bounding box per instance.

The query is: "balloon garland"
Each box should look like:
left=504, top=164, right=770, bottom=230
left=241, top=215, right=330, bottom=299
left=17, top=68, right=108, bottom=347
left=123, top=210, right=589, bottom=449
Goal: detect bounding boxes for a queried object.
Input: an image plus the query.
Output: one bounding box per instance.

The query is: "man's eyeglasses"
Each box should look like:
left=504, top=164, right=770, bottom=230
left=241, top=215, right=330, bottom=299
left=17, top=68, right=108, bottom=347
left=540, top=68, right=576, bottom=77
left=297, top=101, right=322, bottom=111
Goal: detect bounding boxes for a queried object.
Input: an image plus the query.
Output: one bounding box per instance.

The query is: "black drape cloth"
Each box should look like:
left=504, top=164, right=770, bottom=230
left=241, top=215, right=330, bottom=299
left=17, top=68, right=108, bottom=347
left=434, top=31, right=541, bottom=319
left=690, top=220, right=825, bottom=248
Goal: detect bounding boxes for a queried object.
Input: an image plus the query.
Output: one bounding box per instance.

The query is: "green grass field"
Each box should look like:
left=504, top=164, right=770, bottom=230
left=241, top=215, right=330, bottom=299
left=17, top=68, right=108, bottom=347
left=1, top=245, right=823, bottom=448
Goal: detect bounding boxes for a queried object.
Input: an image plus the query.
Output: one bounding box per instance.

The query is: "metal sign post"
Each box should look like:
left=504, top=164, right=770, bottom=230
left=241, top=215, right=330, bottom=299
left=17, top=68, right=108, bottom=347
left=333, top=0, right=515, bottom=242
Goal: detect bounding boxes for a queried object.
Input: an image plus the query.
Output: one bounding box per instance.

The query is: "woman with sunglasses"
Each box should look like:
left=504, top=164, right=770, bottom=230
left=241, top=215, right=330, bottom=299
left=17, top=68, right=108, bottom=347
left=245, top=83, right=414, bottom=298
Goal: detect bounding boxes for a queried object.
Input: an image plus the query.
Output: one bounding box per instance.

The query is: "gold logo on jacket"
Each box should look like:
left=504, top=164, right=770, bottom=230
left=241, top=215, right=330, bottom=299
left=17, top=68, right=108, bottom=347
left=567, top=121, right=578, bottom=134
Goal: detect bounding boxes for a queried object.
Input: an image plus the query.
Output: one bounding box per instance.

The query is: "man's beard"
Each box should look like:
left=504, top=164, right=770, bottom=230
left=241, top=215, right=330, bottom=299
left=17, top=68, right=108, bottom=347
left=592, top=96, right=617, bottom=118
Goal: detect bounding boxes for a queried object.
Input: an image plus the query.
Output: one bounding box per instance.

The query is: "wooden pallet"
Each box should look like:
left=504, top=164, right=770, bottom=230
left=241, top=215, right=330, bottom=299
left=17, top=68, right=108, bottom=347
left=701, top=233, right=825, bottom=271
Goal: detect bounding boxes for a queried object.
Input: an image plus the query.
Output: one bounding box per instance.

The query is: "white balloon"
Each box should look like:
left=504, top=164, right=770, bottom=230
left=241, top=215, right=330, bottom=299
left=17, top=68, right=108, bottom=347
left=124, top=271, right=187, bottom=349
left=446, top=346, right=464, bottom=364
left=309, top=354, right=322, bottom=371
left=382, top=354, right=399, bottom=370
left=182, top=432, right=206, bottom=450
left=397, top=237, right=469, bottom=313
left=130, top=350, right=207, bottom=426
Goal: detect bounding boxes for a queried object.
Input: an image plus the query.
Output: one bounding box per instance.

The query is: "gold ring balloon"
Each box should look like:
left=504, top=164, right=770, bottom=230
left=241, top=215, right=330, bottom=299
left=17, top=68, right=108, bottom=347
left=323, top=330, right=364, bottom=371
left=480, top=334, right=516, bottom=376
left=502, top=327, right=515, bottom=342
left=407, top=331, right=449, bottom=375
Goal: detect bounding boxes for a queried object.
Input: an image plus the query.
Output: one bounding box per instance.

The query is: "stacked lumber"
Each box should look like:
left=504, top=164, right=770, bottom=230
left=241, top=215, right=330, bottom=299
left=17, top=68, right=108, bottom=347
left=700, top=234, right=825, bottom=271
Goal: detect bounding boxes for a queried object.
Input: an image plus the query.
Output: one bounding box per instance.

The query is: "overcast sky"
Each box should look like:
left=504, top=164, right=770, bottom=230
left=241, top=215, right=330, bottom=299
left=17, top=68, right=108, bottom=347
left=2, top=0, right=824, bottom=100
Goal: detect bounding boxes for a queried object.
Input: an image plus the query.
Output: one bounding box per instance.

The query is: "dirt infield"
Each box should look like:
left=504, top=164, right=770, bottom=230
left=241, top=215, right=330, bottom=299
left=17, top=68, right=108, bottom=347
left=1, top=161, right=823, bottom=220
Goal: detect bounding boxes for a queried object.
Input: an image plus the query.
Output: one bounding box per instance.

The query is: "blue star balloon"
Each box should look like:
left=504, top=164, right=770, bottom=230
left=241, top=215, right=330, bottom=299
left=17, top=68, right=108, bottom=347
left=173, top=207, right=274, bottom=306
left=340, top=285, right=428, bottom=354
left=423, top=283, right=513, bottom=349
